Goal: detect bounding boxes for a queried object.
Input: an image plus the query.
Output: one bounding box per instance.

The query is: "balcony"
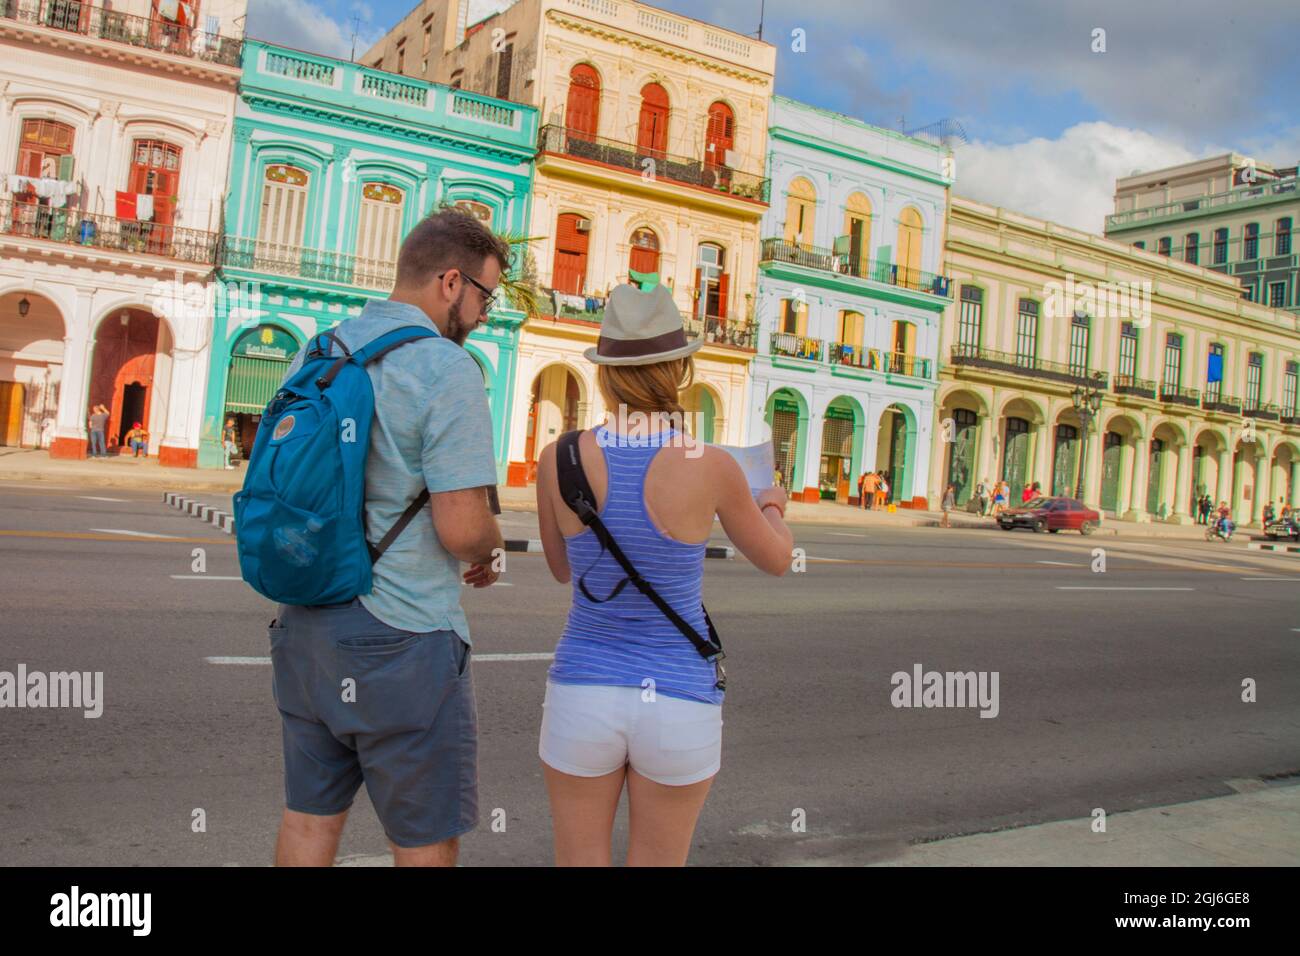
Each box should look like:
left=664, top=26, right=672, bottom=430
left=537, top=125, right=770, bottom=204
left=1243, top=402, right=1280, bottom=422
left=949, top=344, right=1108, bottom=388
left=1282, top=412, right=1300, bottom=426
left=682, top=313, right=757, bottom=351
left=1, top=197, right=217, bottom=264
left=0, top=0, right=242, bottom=67
left=771, top=332, right=823, bottom=362
left=1106, top=176, right=1300, bottom=230
left=1112, top=375, right=1157, bottom=399
left=1159, top=384, right=1201, bottom=407
left=220, top=237, right=394, bottom=290
left=759, top=237, right=952, bottom=297
left=827, top=342, right=931, bottom=377
left=1202, top=394, right=1242, bottom=415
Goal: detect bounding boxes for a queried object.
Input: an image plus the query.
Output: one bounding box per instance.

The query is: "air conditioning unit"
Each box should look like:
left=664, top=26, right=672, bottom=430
left=576, top=218, right=593, bottom=232
left=722, top=149, right=737, bottom=168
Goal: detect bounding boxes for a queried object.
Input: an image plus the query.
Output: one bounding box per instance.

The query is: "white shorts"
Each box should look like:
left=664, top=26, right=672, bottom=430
left=538, top=681, right=722, bottom=786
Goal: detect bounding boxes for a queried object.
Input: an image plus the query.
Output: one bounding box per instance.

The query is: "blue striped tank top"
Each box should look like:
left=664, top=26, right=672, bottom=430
left=549, top=425, right=722, bottom=705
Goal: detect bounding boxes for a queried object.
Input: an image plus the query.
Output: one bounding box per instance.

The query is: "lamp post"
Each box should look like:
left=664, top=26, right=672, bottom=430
left=1071, top=371, right=1105, bottom=501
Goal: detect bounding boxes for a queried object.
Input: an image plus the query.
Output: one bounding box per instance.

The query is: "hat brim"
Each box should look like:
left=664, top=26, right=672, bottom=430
left=584, top=337, right=703, bottom=366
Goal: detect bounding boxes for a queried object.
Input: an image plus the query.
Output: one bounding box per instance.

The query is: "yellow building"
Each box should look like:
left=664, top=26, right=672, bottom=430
left=363, top=0, right=775, bottom=484
left=931, top=197, right=1300, bottom=526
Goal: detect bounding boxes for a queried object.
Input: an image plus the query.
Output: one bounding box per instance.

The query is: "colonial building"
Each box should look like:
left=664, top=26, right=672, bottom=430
left=747, top=95, right=952, bottom=506
left=362, top=0, right=775, bottom=484
left=203, top=39, right=536, bottom=478
left=1105, top=154, right=1299, bottom=317
left=933, top=196, right=1300, bottom=526
left=0, top=0, right=244, bottom=463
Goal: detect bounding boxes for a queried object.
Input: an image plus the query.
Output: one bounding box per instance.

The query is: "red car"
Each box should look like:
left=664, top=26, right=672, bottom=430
left=998, top=496, right=1101, bottom=535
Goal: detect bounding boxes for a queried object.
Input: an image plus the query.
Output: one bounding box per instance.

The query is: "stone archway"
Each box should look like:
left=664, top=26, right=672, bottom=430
left=0, top=290, right=64, bottom=448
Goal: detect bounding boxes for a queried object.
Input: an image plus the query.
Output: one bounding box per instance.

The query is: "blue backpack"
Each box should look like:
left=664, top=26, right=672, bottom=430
left=233, top=324, right=438, bottom=606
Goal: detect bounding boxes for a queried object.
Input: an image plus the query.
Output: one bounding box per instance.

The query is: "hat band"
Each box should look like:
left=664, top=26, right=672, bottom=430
left=596, top=327, right=688, bottom=358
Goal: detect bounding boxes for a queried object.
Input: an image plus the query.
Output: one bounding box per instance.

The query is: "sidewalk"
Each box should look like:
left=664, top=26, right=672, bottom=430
left=873, top=780, right=1300, bottom=865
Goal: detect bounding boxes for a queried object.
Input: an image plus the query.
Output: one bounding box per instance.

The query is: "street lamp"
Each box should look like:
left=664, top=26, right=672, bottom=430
left=1071, top=371, right=1105, bottom=501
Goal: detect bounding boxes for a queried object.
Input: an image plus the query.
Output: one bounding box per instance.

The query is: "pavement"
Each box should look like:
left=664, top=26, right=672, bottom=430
left=0, top=447, right=1258, bottom=543
left=1, top=480, right=1297, bottom=866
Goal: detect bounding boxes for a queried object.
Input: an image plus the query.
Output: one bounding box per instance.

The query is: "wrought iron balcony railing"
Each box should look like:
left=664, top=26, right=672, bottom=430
left=1244, top=402, right=1281, bottom=421
left=1112, top=375, right=1157, bottom=399
left=949, top=344, right=1107, bottom=388
left=220, top=237, right=394, bottom=290
left=827, top=342, right=930, bottom=377
left=1202, top=394, right=1243, bottom=415
left=1159, top=384, right=1201, bottom=407
left=771, top=332, right=823, bottom=362
left=683, top=313, right=757, bottom=351
left=1, top=197, right=217, bottom=263
left=538, top=125, right=770, bottom=203
left=759, top=238, right=951, bottom=296
left=1, top=0, right=242, bottom=66
left=1281, top=412, right=1300, bottom=426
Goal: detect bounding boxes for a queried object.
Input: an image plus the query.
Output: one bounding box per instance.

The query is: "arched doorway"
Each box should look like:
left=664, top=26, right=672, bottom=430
left=629, top=227, right=660, bottom=278
left=766, top=387, right=807, bottom=493
left=946, top=407, right=979, bottom=505
left=0, top=291, right=64, bottom=448
left=223, top=324, right=302, bottom=458
left=525, top=365, right=582, bottom=482
left=88, top=307, right=172, bottom=455
left=820, top=397, right=860, bottom=502
left=876, top=403, right=913, bottom=504
left=1051, top=421, right=1080, bottom=497
left=681, top=383, right=720, bottom=444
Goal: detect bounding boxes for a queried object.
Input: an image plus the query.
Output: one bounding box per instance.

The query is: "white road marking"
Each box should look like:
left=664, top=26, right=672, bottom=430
left=1036, top=560, right=1079, bottom=567
left=1056, top=586, right=1194, bottom=591
left=1238, top=577, right=1300, bottom=581
left=806, top=555, right=855, bottom=562
left=827, top=532, right=867, bottom=538
left=206, top=651, right=555, bottom=665
left=89, top=528, right=180, bottom=538
left=78, top=495, right=126, bottom=502
left=171, top=575, right=243, bottom=580
left=462, top=581, right=514, bottom=586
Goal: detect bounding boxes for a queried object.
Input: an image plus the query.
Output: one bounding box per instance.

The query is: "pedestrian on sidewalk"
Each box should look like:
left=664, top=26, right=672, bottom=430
left=992, top=480, right=1007, bottom=517
left=222, top=417, right=239, bottom=470
left=875, top=471, right=888, bottom=509
left=125, top=422, right=148, bottom=457
left=941, top=483, right=956, bottom=528
left=534, top=282, right=794, bottom=867
left=975, top=478, right=989, bottom=517
left=264, top=208, right=507, bottom=868
left=862, top=470, right=879, bottom=509
left=87, top=404, right=108, bottom=458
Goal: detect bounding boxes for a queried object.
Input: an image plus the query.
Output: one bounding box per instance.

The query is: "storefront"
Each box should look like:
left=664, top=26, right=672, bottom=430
left=220, top=324, right=301, bottom=458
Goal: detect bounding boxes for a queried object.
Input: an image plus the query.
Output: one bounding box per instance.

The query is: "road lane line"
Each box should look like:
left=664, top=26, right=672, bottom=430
left=827, top=532, right=867, bottom=538
left=89, top=528, right=181, bottom=538
left=1237, top=577, right=1300, bottom=581
left=206, top=656, right=270, bottom=665
left=206, top=652, right=555, bottom=665
left=0, top=530, right=232, bottom=544
left=171, top=575, right=243, bottom=580
left=1056, top=586, right=1194, bottom=591
left=1036, top=560, right=1079, bottom=567
left=78, top=495, right=127, bottom=502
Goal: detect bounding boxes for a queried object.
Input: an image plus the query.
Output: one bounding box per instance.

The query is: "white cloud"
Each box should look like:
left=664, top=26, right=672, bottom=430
left=246, top=0, right=376, bottom=59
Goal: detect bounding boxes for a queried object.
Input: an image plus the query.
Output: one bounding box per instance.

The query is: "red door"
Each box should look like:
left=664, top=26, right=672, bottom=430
left=565, top=64, right=600, bottom=141
left=704, top=102, right=734, bottom=168
left=552, top=213, right=589, bottom=295
left=128, top=139, right=181, bottom=254
left=637, top=83, right=669, bottom=157
left=629, top=228, right=659, bottom=277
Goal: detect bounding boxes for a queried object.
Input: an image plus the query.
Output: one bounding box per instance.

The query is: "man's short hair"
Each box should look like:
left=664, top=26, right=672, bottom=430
left=395, top=206, right=511, bottom=288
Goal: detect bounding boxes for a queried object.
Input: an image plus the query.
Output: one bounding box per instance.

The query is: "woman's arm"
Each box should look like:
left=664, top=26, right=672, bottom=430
left=535, top=442, right=572, bottom=583
left=713, top=452, right=794, bottom=576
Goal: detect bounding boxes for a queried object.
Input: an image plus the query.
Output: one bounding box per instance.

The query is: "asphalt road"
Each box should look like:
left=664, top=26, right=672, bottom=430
left=1, top=482, right=1297, bottom=866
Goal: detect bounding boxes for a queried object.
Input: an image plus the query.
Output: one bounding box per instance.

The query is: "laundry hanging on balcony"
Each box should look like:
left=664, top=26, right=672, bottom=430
left=115, top=191, right=156, bottom=222
left=158, top=0, right=196, bottom=23
left=6, top=175, right=80, bottom=209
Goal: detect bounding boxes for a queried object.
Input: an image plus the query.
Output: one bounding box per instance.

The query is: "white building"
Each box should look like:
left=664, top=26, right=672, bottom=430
left=747, top=96, right=953, bottom=506
left=0, top=0, right=244, bottom=464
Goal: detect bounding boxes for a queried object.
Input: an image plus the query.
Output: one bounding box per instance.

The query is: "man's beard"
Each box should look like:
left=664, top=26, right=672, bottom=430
left=447, top=288, right=476, bottom=345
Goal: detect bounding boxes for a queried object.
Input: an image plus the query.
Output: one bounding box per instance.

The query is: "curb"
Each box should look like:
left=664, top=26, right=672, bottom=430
left=164, top=492, right=236, bottom=534
left=1249, top=542, right=1300, bottom=554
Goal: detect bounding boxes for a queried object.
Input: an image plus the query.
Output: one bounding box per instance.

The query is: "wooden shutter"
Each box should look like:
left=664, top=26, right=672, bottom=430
left=257, top=165, right=310, bottom=248
left=553, top=213, right=589, bottom=295
left=637, top=83, right=669, bottom=155
left=565, top=64, right=600, bottom=139
left=357, top=183, right=405, bottom=266
left=716, top=272, right=729, bottom=320
left=705, top=102, right=734, bottom=167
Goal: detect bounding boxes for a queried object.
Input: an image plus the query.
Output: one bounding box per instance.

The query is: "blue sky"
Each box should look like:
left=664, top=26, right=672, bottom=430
left=247, top=0, right=1300, bottom=232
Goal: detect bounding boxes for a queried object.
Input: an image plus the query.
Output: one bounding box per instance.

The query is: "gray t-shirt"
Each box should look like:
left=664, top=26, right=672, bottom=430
left=282, top=300, right=497, bottom=640
left=89, top=412, right=108, bottom=432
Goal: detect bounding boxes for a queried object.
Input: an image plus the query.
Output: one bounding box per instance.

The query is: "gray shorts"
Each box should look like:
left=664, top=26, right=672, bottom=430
left=268, top=599, right=478, bottom=848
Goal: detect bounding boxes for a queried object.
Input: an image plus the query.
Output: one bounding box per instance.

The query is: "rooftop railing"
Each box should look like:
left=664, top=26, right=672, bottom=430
left=1, top=197, right=217, bottom=263
left=538, top=125, right=770, bottom=203
left=1, top=0, right=242, bottom=66
left=1106, top=176, right=1300, bottom=229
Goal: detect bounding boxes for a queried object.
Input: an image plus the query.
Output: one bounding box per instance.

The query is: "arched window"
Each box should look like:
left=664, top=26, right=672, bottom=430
left=842, top=192, right=872, bottom=276
left=704, top=101, right=734, bottom=168
left=895, top=206, right=923, bottom=289
left=629, top=227, right=660, bottom=277
left=565, top=63, right=601, bottom=141
left=552, top=212, right=590, bottom=295
left=637, top=82, right=669, bottom=156
left=453, top=199, right=493, bottom=225
left=695, top=243, right=727, bottom=320
left=357, top=182, right=406, bottom=267
left=784, top=177, right=816, bottom=249
left=257, top=164, right=310, bottom=249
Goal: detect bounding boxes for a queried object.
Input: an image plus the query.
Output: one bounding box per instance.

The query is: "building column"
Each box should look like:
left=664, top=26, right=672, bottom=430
left=1291, top=460, right=1300, bottom=509
left=1251, top=450, right=1270, bottom=527
left=1124, top=435, right=1150, bottom=521
left=802, top=406, right=825, bottom=504
left=158, top=343, right=208, bottom=469
left=1081, top=420, right=1103, bottom=509
left=1216, top=448, right=1234, bottom=509
left=1169, top=441, right=1193, bottom=524
left=49, top=288, right=95, bottom=459
left=927, top=406, right=948, bottom=508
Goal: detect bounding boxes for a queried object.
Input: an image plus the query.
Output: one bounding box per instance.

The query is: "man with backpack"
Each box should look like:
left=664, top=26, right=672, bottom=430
left=239, top=208, right=507, bottom=867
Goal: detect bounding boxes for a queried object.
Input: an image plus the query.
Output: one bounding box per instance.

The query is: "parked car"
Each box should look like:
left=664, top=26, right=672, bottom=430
left=998, top=496, right=1101, bottom=535
left=1264, top=517, right=1300, bottom=541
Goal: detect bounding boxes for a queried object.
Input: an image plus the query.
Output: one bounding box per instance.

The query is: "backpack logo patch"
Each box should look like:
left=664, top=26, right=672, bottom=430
left=273, top=415, right=296, bottom=441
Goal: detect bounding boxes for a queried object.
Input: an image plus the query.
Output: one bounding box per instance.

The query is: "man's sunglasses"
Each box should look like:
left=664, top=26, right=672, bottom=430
left=439, top=270, right=499, bottom=315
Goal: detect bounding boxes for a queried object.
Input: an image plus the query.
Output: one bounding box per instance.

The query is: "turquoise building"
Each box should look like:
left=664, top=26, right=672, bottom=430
left=199, top=40, right=537, bottom=476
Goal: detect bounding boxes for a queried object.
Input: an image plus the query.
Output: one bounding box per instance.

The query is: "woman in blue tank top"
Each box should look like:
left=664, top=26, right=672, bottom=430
left=535, top=284, right=793, bottom=866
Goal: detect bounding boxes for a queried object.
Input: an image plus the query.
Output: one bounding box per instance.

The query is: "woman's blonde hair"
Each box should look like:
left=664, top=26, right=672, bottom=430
left=597, top=356, right=695, bottom=415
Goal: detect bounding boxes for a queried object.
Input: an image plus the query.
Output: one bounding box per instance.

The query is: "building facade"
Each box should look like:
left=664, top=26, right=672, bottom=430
left=933, top=196, right=1300, bottom=526
left=748, top=95, right=952, bottom=506
left=201, top=39, right=537, bottom=478
left=1105, top=153, right=1300, bottom=317
left=363, top=0, right=775, bottom=485
left=0, top=0, right=244, bottom=463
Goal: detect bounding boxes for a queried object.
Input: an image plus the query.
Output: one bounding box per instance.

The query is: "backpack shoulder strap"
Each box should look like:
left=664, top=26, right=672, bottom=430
left=555, top=430, right=725, bottom=689
left=353, top=325, right=439, bottom=365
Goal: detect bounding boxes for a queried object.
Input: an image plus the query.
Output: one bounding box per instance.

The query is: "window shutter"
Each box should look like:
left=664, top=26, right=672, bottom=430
left=57, top=154, right=75, bottom=181
left=717, top=272, right=729, bottom=320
